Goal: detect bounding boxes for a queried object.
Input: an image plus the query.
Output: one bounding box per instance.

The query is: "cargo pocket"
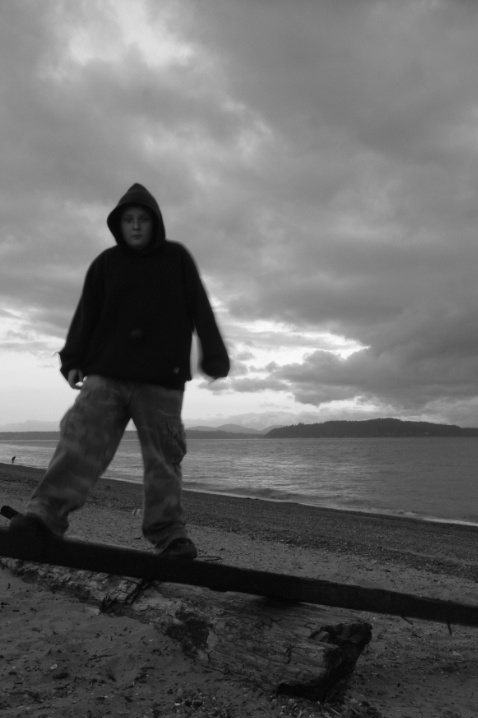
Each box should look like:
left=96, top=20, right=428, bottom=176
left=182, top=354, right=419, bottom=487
left=164, top=417, right=187, bottom=466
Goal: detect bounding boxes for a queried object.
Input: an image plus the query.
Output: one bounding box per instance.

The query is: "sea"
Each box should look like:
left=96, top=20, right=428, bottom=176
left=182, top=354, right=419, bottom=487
left=1, top=434, right=478, bottom=527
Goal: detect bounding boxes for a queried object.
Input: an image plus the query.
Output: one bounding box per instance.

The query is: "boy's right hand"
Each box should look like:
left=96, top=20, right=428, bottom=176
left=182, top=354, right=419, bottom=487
left=67, top=369, right=85, bottom=389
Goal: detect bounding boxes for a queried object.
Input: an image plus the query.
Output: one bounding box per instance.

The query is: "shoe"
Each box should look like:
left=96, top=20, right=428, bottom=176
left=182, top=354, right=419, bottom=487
left=159, top=538, right=198, bottom=559
left=9, top=514, right=56, bottom=539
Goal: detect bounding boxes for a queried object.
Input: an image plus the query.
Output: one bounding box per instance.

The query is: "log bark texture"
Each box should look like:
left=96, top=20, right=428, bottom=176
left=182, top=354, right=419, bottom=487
left=1, top=557, right=372, bottom=701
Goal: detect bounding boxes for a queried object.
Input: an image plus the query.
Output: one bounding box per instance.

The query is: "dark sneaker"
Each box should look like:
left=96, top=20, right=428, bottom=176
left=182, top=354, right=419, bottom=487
left=9, top=514, right=56, bottom=539
left=159, top=538, right=198, bottom=559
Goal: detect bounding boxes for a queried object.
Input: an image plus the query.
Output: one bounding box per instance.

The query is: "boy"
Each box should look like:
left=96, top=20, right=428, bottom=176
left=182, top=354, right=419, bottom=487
left=10, top=183, right=230, bottom=558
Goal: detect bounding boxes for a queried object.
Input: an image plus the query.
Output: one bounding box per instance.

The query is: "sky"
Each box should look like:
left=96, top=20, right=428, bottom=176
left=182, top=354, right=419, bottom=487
left=2, top=0, right=478, bottom=430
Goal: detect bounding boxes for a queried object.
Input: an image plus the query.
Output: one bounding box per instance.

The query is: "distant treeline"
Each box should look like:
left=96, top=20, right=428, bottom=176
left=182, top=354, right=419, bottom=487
left=265, top=418, right=478, bottom=439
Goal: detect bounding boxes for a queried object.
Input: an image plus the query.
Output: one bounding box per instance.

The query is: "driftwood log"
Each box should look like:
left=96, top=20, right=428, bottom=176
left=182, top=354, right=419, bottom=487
left=1, top=527, right=478, bottom=626
left=1, top=557, right=372, bottom=701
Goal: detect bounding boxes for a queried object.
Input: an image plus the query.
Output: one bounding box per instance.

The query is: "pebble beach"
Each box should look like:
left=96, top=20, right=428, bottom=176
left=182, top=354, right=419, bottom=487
left=1, top=462, right=478, bottom=717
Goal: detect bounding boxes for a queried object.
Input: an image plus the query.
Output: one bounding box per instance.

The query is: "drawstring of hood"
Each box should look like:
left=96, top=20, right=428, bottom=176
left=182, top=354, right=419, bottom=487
left=107, top=183, right=166, bottom=253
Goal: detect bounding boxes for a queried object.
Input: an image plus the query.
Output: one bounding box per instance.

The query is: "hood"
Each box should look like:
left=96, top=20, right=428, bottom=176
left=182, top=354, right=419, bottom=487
left=106, top=183, right=166, bottom=252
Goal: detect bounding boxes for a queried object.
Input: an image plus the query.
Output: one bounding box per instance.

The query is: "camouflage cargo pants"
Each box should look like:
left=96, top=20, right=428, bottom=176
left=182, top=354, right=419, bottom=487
left=27, top=375, right=189, bottom=550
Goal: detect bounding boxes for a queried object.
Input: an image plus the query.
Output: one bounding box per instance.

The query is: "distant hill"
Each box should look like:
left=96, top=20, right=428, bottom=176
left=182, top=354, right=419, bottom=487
left=186, top=423, right=279, bottom=437
left=0, top=432, right=62, bottom=441
left=0, top=427, right=269, bottom=442
left=217, top=423, right=265, bottom=434
left=187, top=423, right=262, bottom=434
left=5, top=419, right=476, bottom=442
left=0, top=429, right=262, bottom=441
left=265, top=418, right=478, bottom=439
left=186, top=429, right=263, bottom=439
left=0, top=421, right=60, bottom=432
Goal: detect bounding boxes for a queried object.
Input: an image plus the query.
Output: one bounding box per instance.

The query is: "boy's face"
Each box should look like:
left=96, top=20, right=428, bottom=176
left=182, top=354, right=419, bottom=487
left=120, top=205, right=154, bottom=250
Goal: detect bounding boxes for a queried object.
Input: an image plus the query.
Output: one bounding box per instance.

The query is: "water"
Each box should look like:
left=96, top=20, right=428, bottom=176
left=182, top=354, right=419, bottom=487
left=1, top=435, right=478, bottom=526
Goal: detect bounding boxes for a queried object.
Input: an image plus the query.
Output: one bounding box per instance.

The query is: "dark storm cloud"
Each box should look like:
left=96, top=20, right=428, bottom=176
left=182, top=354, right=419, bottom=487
left=178, top=0, right=478, bottom=419
left=2, top=0, right=478, bottom=422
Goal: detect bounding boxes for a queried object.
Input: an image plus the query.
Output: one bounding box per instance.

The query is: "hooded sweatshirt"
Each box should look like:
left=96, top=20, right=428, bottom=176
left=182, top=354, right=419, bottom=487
left=59, top=183, right=230, bottom=389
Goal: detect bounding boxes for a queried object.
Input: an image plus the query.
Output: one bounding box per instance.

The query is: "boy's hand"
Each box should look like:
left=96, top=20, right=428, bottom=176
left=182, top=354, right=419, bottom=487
left=67, top=369, right=85, bottom=389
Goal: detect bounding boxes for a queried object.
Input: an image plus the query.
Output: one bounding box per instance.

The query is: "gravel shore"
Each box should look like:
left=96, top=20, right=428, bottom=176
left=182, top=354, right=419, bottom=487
left=1, top=462, right=478, bottom=717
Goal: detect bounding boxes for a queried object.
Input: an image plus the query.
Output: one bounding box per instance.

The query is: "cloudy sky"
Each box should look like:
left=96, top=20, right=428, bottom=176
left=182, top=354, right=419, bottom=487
left=2, top=0, right=478, bottom=430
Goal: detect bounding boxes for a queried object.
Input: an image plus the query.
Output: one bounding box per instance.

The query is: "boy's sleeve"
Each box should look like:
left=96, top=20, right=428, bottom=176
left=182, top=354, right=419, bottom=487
left=58, top=259, right=103, bottom=380
left=181, top=248, right=230, bottom=379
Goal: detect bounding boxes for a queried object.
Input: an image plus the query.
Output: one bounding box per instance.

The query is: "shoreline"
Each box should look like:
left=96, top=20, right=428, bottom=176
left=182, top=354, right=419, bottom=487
left=9, top=460, right=478, bottom=532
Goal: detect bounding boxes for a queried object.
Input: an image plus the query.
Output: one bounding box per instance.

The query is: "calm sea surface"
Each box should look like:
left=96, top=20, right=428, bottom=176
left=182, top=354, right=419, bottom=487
left=1, top=435, right=478, bottom=526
